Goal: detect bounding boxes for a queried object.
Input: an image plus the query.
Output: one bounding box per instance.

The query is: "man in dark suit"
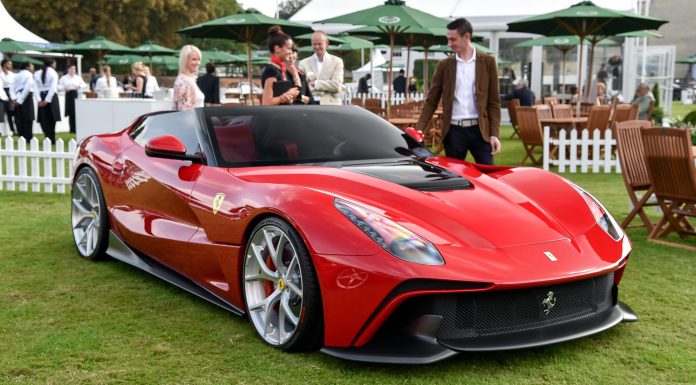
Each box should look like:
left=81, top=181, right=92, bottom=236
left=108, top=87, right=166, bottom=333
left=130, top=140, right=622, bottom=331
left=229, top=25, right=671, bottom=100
left=358, top=73, right=371, bottom=94
left=393, top=69, right=406, bottom=94
left=505, top=79, right=535, bottom=106
left=196, top=62, right=220, bottom=106
left=416, top=18, right=501, bottom=165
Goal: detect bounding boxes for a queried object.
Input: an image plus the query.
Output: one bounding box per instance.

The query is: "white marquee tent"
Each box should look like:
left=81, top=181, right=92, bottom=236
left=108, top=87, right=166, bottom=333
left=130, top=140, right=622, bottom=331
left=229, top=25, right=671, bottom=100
left=0, top=0, right=47, bottom=43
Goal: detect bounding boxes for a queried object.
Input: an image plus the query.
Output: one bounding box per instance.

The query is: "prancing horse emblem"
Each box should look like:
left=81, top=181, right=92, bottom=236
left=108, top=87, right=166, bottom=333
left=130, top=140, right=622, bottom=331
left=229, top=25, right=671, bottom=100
left=542, top=291, right=557, bottom=315
left=212, top=193, right=225, bottom=215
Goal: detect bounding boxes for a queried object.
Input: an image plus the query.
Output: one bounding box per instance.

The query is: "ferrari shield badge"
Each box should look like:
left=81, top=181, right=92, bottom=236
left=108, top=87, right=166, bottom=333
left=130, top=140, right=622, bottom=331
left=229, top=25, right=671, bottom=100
left=212, top=193, right=225, bottom=215
left=544, top=251, right=558, bottom=262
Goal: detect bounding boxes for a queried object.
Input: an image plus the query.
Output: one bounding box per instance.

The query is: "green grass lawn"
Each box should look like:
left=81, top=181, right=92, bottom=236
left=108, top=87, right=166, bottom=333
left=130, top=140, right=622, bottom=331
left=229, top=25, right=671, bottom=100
left=2, top=106, right=696, bottom=384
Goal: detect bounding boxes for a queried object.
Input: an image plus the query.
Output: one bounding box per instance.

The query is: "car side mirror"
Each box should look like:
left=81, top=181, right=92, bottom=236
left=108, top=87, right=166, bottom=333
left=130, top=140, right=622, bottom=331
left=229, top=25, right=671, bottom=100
left=145, top=135, right=203, bottom=163
left=404, top=127, right=424, bottom=143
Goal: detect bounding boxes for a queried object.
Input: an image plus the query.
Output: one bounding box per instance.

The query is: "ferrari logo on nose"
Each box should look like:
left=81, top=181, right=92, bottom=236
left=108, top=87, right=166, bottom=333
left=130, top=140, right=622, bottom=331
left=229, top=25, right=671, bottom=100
left=212, top=193, right=225, bottom=215
left=542, top=291, right=557, bottom=315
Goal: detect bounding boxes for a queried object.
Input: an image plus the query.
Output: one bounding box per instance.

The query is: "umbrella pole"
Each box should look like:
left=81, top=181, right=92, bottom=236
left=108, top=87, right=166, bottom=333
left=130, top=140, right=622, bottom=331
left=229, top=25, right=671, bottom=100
left=576, top=37, right=585, bottom=116
left=424, top=46, right=429, bottom=95
left=562, top=48, right=567, bottom=95
left=247, top=39, right=253, bottom=105
left=405, top=45, right=411, bottom=102
left=585, top=40, right=598, bottom=99
left=387, top=31, right=395, bottom=120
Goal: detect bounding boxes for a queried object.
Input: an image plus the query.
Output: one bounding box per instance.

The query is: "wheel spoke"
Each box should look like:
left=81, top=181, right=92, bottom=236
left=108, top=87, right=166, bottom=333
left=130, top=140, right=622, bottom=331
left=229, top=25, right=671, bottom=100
left=251, top=245, right=278, bottom=280
left=74, top=215, right=92, bottom=230
left=280, top=295, right=299, bottom=327
left=90, top=225, right=99, bottom=250
left=285, top=280, right=302, bottom=298
left=75, top=178, right=88, bottom=200
left=263, top=229, right=285, bottom=275
left=72, top=198, right=91, bottom=215
left=248, top=288, right=281, bottom=312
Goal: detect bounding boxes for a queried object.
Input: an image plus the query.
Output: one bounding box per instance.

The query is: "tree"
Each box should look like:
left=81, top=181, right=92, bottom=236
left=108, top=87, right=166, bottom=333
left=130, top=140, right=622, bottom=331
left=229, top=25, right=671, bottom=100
left=5, top=0, right=241, bottom=49
left=278, top=0, right=311, bottom=19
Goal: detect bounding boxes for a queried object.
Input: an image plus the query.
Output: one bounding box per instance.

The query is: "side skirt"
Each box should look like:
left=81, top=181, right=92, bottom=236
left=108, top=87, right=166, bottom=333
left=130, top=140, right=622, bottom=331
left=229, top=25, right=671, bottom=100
left=106, top=230, right=244, bottom=316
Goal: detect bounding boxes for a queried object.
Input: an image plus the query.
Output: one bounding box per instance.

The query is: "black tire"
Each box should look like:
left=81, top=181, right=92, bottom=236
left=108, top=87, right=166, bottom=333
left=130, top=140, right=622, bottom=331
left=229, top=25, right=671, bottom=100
left=71, top=167, right=109, bottom=260
left=242, top=217, right=323, bottom=351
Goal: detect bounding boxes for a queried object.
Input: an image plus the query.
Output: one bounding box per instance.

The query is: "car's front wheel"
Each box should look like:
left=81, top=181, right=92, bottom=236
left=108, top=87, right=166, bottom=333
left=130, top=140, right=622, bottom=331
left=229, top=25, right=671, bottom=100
left=243, top=217, right=323, bottom=351
left=71, top=167, right=108, bottom=260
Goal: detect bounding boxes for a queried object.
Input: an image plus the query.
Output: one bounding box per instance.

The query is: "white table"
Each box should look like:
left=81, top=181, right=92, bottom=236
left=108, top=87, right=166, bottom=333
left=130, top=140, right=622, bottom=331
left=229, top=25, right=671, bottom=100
left=75, top=98, right=173, bottom=141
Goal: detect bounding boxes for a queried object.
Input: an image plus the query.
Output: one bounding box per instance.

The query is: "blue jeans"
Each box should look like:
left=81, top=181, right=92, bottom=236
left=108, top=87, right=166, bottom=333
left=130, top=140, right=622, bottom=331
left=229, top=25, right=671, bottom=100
left=444, top=124, right=494, bottom=165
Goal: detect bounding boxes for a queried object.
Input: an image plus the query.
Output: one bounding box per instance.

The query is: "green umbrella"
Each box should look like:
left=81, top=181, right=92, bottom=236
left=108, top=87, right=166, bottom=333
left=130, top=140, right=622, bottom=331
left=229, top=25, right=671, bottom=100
left=294, top=33, right=349, bottom=45
left=134, top=41, right=177, bottom=72
left=298, top=34, right=373, bottom=54
left=676, top=57, right=696, bottom=64
left=318, top=0, right=449, bottom=117
left=515, top=35, right=615, bottom=92
left=616, top=30, right=663, bottom=38
left=178, top=9, right=313, bottom=104
left=200, top=49, right=238, bottom=63
left=9, top=54, right=43, bottom=65
left=0, top=38, right=46, bottom=56
left=508, top=1, right=667, bottom=109
left=63, top=36, right=135, bottom=69
left=149, top=55, right=179, bottom=71
left=104, top=54, right=148, bottom=66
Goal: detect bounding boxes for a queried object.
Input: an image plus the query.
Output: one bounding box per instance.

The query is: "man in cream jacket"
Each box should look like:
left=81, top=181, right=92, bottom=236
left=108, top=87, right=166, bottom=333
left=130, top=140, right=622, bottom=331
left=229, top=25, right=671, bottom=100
left=299, top=31, right=345, bottom=105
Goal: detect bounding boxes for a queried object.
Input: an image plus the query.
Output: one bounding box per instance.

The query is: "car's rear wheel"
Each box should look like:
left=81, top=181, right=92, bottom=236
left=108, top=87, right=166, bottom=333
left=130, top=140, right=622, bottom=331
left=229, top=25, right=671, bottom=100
left=243, top=217, right=323, bottom=351
left=71, top=167, right=108, bottom=260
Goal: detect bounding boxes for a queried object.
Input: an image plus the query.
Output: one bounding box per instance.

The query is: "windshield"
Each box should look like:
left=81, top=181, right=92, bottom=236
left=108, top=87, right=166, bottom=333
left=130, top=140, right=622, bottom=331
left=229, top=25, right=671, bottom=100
left=204, top=106, right=432, bottom=167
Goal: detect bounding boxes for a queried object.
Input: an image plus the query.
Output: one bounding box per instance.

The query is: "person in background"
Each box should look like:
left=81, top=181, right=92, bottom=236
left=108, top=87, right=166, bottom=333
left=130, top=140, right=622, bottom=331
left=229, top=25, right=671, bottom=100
left=125, top=62, right=146, bottom=97
left=408, top=76, right=417, bottom=93
left=122, top=73, right=132, bottom=90
left=1, top=59, right=16, bottom=135
left=298, top=31, right=344, bottom=105
left=415, top=17, right=502, bottom=165
left=59, top=64, right=87, bottom=134
left=0, top=71, right=7, bottom=136
left=94, top=65, right=118, bottom=96
left=88, top=67, right=98, bottom=92
left=358, top=73, right=371, bottom=94
left=196, top=62, right=220, bottom=106
left=261, top=26, right=299, bottom=106
left=596, top=81, right=608, bottom=105
left=143, top=65, right=158, bottom=98
left=393, top=69, right=406, bottom=94
left=173, top=44, right=203, bottom=111
left=631, top=83, right=655, bottom=121
left=504, top=79, right=535, bottom=106
left=286, top=46, right=313, bottom=105
left=34, top=59, right=61, bottom=143
left=10, top=62, right=35, bottom=141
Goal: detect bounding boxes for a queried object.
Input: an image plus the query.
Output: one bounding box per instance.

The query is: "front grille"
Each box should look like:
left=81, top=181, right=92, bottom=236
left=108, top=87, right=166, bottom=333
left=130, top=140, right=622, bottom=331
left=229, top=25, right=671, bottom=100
left=388, top=273, right=614, bottom=343
left=422, top=273, right=614, bottom=341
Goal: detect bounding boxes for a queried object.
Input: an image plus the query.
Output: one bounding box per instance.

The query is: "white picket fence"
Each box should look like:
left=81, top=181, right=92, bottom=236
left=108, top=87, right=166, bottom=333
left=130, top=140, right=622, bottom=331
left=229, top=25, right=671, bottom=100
left=344, top=91, right=425, bottom=107
left=0, top=137, right=77, bottom=193
left=543, top=127, right=621, bottom=173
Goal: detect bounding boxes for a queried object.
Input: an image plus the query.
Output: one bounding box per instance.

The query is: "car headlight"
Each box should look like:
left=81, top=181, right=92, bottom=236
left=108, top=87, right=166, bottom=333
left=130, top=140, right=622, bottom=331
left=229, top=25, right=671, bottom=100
left=334, top=198, right=444, bottom=266
left=568, top=183, right=624, bottom=241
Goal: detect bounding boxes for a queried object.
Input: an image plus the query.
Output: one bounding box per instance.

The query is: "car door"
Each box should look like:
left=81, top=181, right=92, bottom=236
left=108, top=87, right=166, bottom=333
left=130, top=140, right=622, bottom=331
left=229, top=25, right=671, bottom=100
left=109, top=110, right=205, bottom=273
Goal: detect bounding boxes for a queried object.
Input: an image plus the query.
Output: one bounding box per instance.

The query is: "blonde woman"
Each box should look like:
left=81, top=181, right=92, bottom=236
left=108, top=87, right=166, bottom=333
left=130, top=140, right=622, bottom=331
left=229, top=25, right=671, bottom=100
left=173, top=45, right=203, bottom=111
left=94, top=66, right=118, bottom=97
left=125, top=61, right=146, bottom=96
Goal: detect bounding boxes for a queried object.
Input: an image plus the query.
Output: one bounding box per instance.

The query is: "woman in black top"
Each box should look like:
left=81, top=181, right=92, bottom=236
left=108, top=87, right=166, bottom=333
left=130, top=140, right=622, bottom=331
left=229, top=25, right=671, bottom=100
left=286, top=46, right=314, bottom=105
left=261, top=25, right=299, bottom=106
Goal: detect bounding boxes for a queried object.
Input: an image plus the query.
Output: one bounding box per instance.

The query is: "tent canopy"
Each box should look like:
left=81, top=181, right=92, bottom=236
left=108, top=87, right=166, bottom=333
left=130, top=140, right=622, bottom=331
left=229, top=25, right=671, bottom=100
left=0, top=0, right=48, bottom=43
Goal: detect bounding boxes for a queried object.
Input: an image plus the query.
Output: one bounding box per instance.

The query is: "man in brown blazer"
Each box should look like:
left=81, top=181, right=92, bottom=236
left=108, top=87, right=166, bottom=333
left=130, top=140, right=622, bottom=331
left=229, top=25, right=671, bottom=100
left=416, top=18, right=501, bottom=165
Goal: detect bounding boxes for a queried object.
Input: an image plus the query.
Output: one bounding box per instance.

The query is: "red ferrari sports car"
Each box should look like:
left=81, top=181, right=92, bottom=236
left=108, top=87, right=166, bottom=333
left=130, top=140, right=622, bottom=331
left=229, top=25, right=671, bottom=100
left=71, top=106, right=636, bottom=364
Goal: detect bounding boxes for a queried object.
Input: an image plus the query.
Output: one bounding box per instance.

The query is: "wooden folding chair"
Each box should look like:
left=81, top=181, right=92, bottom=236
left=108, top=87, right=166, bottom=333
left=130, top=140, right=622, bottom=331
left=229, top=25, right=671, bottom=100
left=507, top=99, right=520, bottom=139
left=640, top=127, right=696, bottom=251
left=551, top=104, right=572, bottom=118
left=544, top=96, right=559, bottom=105
left=615, top=120, right=657, bottom=231
left=583, top=105, right=612, bottom=132
left=628, top=104, right=639, bottom=120
left=535, top=104, right=553, bottom=119
left=516, top=106, right=546, bottom=165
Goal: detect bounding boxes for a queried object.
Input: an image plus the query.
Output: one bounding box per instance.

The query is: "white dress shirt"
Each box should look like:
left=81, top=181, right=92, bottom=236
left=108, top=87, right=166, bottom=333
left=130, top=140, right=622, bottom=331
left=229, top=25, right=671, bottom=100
left=33, top=67, right=58, bottom=102
left=59, top=73, right=87, bottom=92
left=10, top=69, right=34, bottom=105
left=312, top=53, right=324, bottom=78
left=451, top=47, right=479, bottom=120
left=0, top=69, right=15, bottom=90
left=94, top=76, right=118, bottom=93
left=144, top=75, right=159, bottom=97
